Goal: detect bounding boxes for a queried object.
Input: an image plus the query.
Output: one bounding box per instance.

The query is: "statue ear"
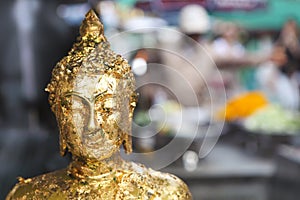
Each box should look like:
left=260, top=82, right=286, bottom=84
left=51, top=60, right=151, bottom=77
left=55, top=103, right=67, bottom=156
left=121, top=110, right=133, bottom=154
left=122, top=93, right=136, bottom=154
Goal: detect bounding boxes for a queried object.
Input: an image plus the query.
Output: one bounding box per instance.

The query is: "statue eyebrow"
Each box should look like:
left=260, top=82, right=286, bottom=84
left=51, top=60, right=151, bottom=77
left=63, top=92, right=90, bottom=103
left=63, top=90, right=108, bottom=103
left=94, top=90, right=108, bottom=100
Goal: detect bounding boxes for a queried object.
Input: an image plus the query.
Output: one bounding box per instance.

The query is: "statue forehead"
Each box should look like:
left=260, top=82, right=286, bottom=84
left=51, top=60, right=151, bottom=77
left=72, top=73, right=119, bottom=95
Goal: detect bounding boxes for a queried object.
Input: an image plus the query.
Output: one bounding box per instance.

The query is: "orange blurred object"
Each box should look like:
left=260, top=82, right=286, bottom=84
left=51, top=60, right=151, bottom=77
left=218, top=91, right=269, bottom=121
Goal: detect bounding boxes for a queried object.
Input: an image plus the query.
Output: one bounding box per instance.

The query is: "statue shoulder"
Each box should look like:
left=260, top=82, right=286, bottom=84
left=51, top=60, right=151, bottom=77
left=6, top=169, right=70, bottom=200
left=120, top=162, right=192, bottom=199
left=148, top=169, right=192, bottom=200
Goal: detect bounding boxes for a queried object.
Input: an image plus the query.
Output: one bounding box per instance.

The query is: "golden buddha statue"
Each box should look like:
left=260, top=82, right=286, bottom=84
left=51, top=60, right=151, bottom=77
left=6, top=10, right=191, bottom=200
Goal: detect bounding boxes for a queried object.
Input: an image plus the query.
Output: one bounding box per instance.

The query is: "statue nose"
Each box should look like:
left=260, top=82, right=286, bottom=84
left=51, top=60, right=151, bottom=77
left=87, top=106, right=96, bottom=132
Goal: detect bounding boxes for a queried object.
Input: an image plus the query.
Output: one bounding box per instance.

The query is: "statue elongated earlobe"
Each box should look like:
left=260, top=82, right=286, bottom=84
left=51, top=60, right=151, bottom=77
left=123, top=133, right=132, bottom=154
left=56, top=105, right=67, bottom=156
left=123, top=93, right=136, bottom=154
left=59, top=134, right=67, bottom=156
left=121, top=107, right=133, bottom=154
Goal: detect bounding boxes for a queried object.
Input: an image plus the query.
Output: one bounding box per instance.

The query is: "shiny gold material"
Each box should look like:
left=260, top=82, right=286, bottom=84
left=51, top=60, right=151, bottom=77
left=6, top=10, right=192, bottom=200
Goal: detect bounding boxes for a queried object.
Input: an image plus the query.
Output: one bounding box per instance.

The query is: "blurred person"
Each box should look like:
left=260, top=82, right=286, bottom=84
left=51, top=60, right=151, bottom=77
left=276, top=19, right=300, bottom=101
left=212, top=22, right=246, bottom=62
left=209, top=21, right=293, bottom=103
left=158, top=4, right=220, bottom=107
left=276, top=19, right=300, bottom=77
left=256, top=46, right=299, bottom=110
left=256, top=20, right=300, bottom=110
left=239, top=31, right=275, bottom=91
left=210, top=22, right=269, bottom=98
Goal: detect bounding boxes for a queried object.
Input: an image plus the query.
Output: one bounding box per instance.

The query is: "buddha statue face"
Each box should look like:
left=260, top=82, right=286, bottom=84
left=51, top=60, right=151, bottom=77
left=59, top=73, right=126, bottom=160
left=46, top=10, right=136, bottom=160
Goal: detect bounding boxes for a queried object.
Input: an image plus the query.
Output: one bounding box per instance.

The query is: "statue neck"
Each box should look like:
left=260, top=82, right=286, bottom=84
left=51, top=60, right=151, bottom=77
left=67, top=152, right=124, bottom=180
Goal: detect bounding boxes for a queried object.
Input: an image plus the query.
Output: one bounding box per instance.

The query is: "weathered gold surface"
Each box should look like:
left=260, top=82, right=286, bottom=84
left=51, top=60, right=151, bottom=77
left=6, top=10, right=192, bottom=200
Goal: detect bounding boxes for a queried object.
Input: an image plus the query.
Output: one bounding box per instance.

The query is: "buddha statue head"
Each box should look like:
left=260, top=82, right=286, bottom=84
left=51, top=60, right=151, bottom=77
left=45, top=10, right=137, bottom=161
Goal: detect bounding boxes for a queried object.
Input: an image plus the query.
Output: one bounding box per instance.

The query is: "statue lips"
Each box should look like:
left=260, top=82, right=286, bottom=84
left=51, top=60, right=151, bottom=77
left=82, top=129, right=106, bottom=149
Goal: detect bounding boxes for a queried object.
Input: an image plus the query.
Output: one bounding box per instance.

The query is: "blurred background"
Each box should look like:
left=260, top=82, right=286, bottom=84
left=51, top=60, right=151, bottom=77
left=1, top=0, right=300, bottom=199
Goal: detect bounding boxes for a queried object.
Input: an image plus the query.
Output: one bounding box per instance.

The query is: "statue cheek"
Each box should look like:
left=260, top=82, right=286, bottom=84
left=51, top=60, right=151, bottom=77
left=95, top=112, right=104, bottom=126
left=66, top=131, right=83, bottom=156
left=102, top=113, right=121, bottom=141
left=58, top=114, right=82, bottom=152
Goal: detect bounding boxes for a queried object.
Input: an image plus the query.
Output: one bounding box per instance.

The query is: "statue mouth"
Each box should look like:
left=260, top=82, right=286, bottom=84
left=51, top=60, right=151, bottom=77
left=86, top=129, right=103, bottom=137
left=82, top=129, right=105, bottom=148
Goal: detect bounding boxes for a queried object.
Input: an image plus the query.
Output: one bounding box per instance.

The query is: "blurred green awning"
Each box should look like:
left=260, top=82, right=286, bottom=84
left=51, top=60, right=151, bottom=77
left=211, top=0, right=300, bottom=30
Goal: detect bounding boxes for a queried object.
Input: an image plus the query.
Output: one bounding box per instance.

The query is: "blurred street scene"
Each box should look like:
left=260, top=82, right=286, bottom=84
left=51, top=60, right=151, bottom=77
left=1, top=0, right=300, bottom=199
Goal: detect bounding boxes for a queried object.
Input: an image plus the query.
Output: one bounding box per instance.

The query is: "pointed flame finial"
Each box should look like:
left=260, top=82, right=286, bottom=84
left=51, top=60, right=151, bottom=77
left=79, top=9, right=106, bottom=43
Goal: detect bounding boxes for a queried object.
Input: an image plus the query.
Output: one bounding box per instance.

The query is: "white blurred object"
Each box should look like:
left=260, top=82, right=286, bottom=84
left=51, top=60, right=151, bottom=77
left=156, top=26, right=182, bottom=44
left=277, top=74, right=299, bottom=110
left=182, top=150, right=199, bottom=171
left=153, top=88, right=168, bottom=105
left=98, top=1, right=120, bottom=29
left=179, top=4, right=210, bottom=34
left=57, top=3, right=90, bottom=25
left=123, top=16, right=167, bottom=33
left=212, top=37, right=245, bottom=58
left=257, top=62, right=299, bottom=110
left=149, top=104, right=211, bottom=137
left=121, top=16, right=167, bottom=49
left=132, top=58, right=147, bottom=76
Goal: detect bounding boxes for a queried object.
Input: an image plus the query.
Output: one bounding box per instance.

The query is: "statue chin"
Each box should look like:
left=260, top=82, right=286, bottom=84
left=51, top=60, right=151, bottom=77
left=84, top=140, right=118, bottom=160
